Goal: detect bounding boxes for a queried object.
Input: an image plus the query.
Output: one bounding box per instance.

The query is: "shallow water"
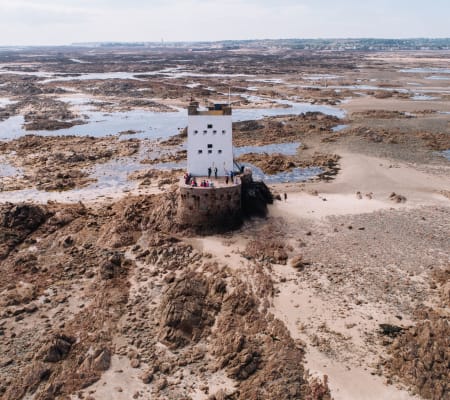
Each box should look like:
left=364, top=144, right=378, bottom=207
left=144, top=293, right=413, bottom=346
left=425, top=75, right=450, bottom=81
left=234, top=142, right=301, bottom=156
left=400, top=68, right=450, bottom=74
left=0, top=162, right=22, bottom=177
left=0, top=93, right=342, bottom=197
left=411, top=94, right=439, bottom=101
left=332, top=124, right=348, bottom=132
left=442, top=150, right=450, bottom=161
left=241, top=163, right=323, bottom=183
left=0, top=98, right=17, bottom=107
left=303, top=74, right=342, bottom=81
left=0, top=98, right=345, bottom=141
left=0, top=66, right=253, bottom=83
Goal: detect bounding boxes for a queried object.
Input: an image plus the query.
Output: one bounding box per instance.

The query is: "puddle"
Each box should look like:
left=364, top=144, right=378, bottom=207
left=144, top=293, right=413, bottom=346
left=0, top=162, right=22, bottom=177
left=442, top=150, right=450, bottom=161
left=234, top=142, right=301, bottom=156
left=242, top=163, right=323, bottom=184
left=411, top=94, right=439, bottom=101
left=425, top=76, right=450, bottom=81
left=304, top=74, right=342, bottom=80
left=247, top=78, right=285, bottom=84
left=400, top=68, right=450, bottom=74
left=0, top=98, right=17, bottom=107
left=332, top=124, right=348, bottom=132
left=69, top=58, right=90, bottom=64
left=289, top=83, right=409, bottom=93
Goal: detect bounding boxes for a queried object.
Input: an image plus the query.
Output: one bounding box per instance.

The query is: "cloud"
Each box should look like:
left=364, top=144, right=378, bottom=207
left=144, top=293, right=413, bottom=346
left=0, top=0, right=448, bottom=45
left=0, top=1, right=93, bottom=25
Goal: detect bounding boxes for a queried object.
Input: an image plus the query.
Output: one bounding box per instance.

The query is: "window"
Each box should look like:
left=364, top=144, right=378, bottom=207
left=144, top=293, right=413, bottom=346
left=208, top=150, right=212, bottom=154
left=213, top=130, right=217, bottom=134
left=222, top=130, right=226, bottom=134
left=207, top=144, right=213, bottom=149
left=198, top=150, right=203, bottom=154
left=203, top=130, right=207, bottom=134
left=218, top=150, right=222, bottom=154
left=194, top=130, right=198, bottom=134
left=207, top=124, right=213, bottom=129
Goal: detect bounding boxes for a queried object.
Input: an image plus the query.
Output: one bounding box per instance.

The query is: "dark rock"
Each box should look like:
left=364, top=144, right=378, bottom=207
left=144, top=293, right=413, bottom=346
left=41, top=334, right=75, bottom=363
left=379, top=324, right=403, bottom=338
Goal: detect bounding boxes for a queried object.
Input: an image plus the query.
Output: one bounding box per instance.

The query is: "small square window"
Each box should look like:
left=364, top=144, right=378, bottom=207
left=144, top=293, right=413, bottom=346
left=207, top=144, right=213, bottom=149
left=213, top=130, right=217, bottom=134
left=198, top=150, right=203, bottom=154
left=203, top=130, right=207, bottom=134
left=207, top=124, right=213, bottom=129
left=222, top=130, right=226, bottom=134
left=208, top=150, right=212, bottom=154
left=218, top=150, right=222, bottom=154
left=194, top=130, right=198, bottom=134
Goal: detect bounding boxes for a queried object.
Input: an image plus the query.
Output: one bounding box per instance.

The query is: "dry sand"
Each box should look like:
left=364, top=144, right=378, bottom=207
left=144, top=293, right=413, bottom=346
left=262, top=152, right=449, bottom=399
left=270, top=152, right=449, bottom=220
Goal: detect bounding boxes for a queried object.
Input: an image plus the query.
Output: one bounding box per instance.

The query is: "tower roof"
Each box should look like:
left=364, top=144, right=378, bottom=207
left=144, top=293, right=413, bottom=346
left=188, top=101, right=232, bottom=116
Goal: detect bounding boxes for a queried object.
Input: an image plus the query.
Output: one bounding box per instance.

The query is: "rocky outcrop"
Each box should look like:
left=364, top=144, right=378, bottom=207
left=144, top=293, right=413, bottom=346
left=39, top=334, right=76, bottom=363
left=241, top=170, right=273, bottom=217
left=159, top=272, right=223, bottom=349
left=384, top=311, right=449, bottom=400
left=0, top=203, right=49, bottom=259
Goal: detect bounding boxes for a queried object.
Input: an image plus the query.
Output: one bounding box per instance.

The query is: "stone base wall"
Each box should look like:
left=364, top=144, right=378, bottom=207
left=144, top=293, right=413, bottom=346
left=177, top=184, right=242, bottom=230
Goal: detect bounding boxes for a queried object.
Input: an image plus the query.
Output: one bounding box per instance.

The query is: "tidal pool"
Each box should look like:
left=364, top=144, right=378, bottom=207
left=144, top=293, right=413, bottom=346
left=0, top=99, right=345, bottom=141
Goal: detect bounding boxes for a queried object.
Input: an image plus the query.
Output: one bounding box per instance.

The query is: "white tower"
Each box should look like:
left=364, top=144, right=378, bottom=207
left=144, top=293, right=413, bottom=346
left=187, top=101, right=233, bottom=177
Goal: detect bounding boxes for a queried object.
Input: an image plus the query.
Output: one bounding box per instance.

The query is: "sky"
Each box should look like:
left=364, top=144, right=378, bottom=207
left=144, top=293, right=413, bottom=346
left=0, top=0, right=449, bottom=46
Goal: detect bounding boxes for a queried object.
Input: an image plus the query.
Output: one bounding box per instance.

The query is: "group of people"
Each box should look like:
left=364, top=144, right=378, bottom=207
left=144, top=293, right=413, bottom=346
left=199, top=180, right=213, bottom=187
left=183, top=168, right=240, bottom=187
left=225, top=170, right=236, bottom=185
left=183, top=173, right=214, bottom=188
left=207, top=167, right=218, bottom=179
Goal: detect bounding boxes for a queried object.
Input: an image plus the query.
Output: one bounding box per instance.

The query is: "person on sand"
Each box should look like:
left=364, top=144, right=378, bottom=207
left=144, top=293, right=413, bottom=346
left=284, top=192, right=287, bottom=201
left=214, top=167, right=218, bottom=179
left=208, top=167, right=212, bottom=178
left=225, top=175, right=229, bottom=184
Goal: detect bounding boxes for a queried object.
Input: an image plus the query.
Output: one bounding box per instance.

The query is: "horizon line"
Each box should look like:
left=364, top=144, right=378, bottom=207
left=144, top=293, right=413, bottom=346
left=1, top=37, right=450, bottom=48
